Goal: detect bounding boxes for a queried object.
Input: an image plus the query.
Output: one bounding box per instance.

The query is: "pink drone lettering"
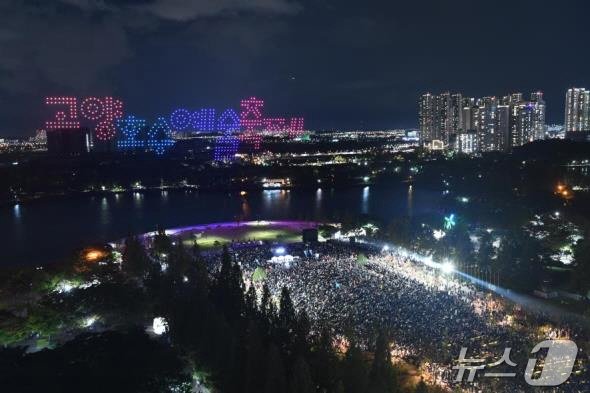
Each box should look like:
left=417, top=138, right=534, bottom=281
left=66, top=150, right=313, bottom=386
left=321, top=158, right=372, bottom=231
left=43, top=96, right=304, bottom=157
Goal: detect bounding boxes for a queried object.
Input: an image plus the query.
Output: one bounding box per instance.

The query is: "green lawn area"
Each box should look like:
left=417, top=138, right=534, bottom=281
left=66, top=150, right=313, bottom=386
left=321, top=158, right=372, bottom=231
left=179, top=224, right=306, bottom=249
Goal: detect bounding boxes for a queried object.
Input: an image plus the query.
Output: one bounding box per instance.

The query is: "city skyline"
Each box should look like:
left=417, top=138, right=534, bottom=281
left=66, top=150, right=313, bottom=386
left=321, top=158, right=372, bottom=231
left=0, top=86, right=585, bottom=138
left=419, top=90, right=550, bottom=152
left=1, top=1, right=590, bottom=135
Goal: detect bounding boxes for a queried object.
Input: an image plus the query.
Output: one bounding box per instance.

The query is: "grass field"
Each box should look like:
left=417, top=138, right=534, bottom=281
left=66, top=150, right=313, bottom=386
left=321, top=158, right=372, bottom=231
left=176, top=221, right=316, bottom=249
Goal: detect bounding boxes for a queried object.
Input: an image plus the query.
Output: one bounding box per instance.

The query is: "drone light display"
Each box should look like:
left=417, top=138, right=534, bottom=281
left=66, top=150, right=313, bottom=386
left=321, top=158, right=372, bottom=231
left=236, top=96, right=306, bottom=150
left=217, top=109, right=241, bottom=132
left=214, top=135, right=240, bottom=161
left=192, top=109, right=216, bottom=131
left=45, top=97, right=80, bottom=130
left=147, top=117, right=175, bottom=155
left=45, top=96, right=124, bottom=141
left=240, top=96, right=265, bottom=131
left=80, top=97, right=104, bottom=120
left=287, top=117, right=305, bottom=138
left=169, top=108, right=192, bottom=131
left=44, top=96, right=304, bottom=158
left=116, top=115, right=147, bottom=150
left=95, top=97, right=124, bottom=141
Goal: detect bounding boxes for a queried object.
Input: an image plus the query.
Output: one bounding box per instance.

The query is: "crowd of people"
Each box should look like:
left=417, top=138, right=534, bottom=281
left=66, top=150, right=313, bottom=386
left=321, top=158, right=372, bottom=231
left=202, top=239, right=588, bottom=392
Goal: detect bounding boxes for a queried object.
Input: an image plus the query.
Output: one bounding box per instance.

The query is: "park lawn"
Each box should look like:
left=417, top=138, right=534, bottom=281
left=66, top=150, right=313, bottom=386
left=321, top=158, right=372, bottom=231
left=180, top=226, right=302, bottom=249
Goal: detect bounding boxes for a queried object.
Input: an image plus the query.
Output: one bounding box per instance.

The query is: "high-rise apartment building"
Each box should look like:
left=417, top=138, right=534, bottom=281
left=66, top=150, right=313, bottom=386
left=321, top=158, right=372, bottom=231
left=497, top=105, right=511, bottom=152
left=478, top=97, right=499, bottom=152
left=435, top=92, right=451, bottom=143
left=449, top=93, right=463, bottom=137
left=419, top=93, right=438, bottom=143
left=46, top=127, right=92, bottom=156
left=421, top=90, right=546, bottom=153
left=531, top=92, right=546, bottom=141
left=564, top=88, right=589, bottom=132
left=419, top=92, right=463, bottom=145
left=455, top=131, right=478, bottom=154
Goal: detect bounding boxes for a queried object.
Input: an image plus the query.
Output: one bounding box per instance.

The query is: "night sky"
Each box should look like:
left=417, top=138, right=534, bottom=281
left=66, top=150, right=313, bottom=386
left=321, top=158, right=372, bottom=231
left=1, top=0, right=589, bottom=136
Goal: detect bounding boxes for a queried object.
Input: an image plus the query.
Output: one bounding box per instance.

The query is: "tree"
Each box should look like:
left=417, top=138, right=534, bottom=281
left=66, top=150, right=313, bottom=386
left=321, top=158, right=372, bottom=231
left=264, top=344, right=287, bottom=393
left=342, top=341, right=368, bottom=393
left=293, top=310, right=311, bottom=358
left=122, top=236, right=150, bottom=277
left=572, top=238, right=590, bottom=295
left=153, top=226, right=172, bottom=255
left=191, top=240, right=201, bottom=258
left=289, top=357, right=315, bottom=393
left=368, top=331, right=398, bottom=393
left=387, top=216, right=413, bottom=247
left=213, top=246, right=244, bottom=321
left=442, top=223, right=473, bottom=264
left=244, top=284, right=258, bottom=318
left=243, top=320, right=266, bottom=393
left=278, top=287, right=297, bottom=353
left=477, top=231, right=495, bottom=270
left=496, top=234, right=543, bottom=291
left=191, top=253, right=210, bottom=301
left=1, top=330, right=191, bottom=393
left=310, top=327, right=338, bottom=392
left=260, top=283, right=276, bottom=335
left=168, top=242, right=191, bottom=278
left=415, top=378, right=429, bottom=393
left=496, top=235, right=518, bottom=274
left=513, top=236, right=544, bottom=292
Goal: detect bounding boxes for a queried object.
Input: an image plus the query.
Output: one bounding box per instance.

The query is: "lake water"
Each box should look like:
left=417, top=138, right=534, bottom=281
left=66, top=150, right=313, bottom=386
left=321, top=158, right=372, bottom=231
left=1, top=185, right=443, bottom=266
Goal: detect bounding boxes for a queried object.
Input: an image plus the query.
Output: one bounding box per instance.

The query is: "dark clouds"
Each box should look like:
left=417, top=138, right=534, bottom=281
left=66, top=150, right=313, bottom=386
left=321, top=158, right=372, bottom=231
left=0, top=0, right=300, bottom=134
left=58, top=0, right=301, bottom=20
left=0, top=0, right=589, bottom=135
left=140, top=0, right=301, bottom=20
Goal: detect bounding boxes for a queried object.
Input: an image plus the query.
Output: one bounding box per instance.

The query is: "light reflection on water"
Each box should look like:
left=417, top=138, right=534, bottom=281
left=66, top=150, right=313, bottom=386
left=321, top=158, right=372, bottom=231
left=362, top=186, right=370, bottom=214
left=315, top=188, right=322, bottom=211
left=408, top=184, right=414, bottom=217
left=2, top=185, right=439, bottom=266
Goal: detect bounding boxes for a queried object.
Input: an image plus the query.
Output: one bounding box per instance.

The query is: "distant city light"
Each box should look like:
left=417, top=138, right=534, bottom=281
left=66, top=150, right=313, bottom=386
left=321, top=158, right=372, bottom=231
left=55, top=281, right=74, bottom=293
left=82, top=315, right=98, bottom=328
left=433, top=229, right=446, bottom=240
left=441, top=261, right=455, bottom=274
left=152, top=317, right=169, bottom=335
left=84, top=249, right=105, bottom=262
